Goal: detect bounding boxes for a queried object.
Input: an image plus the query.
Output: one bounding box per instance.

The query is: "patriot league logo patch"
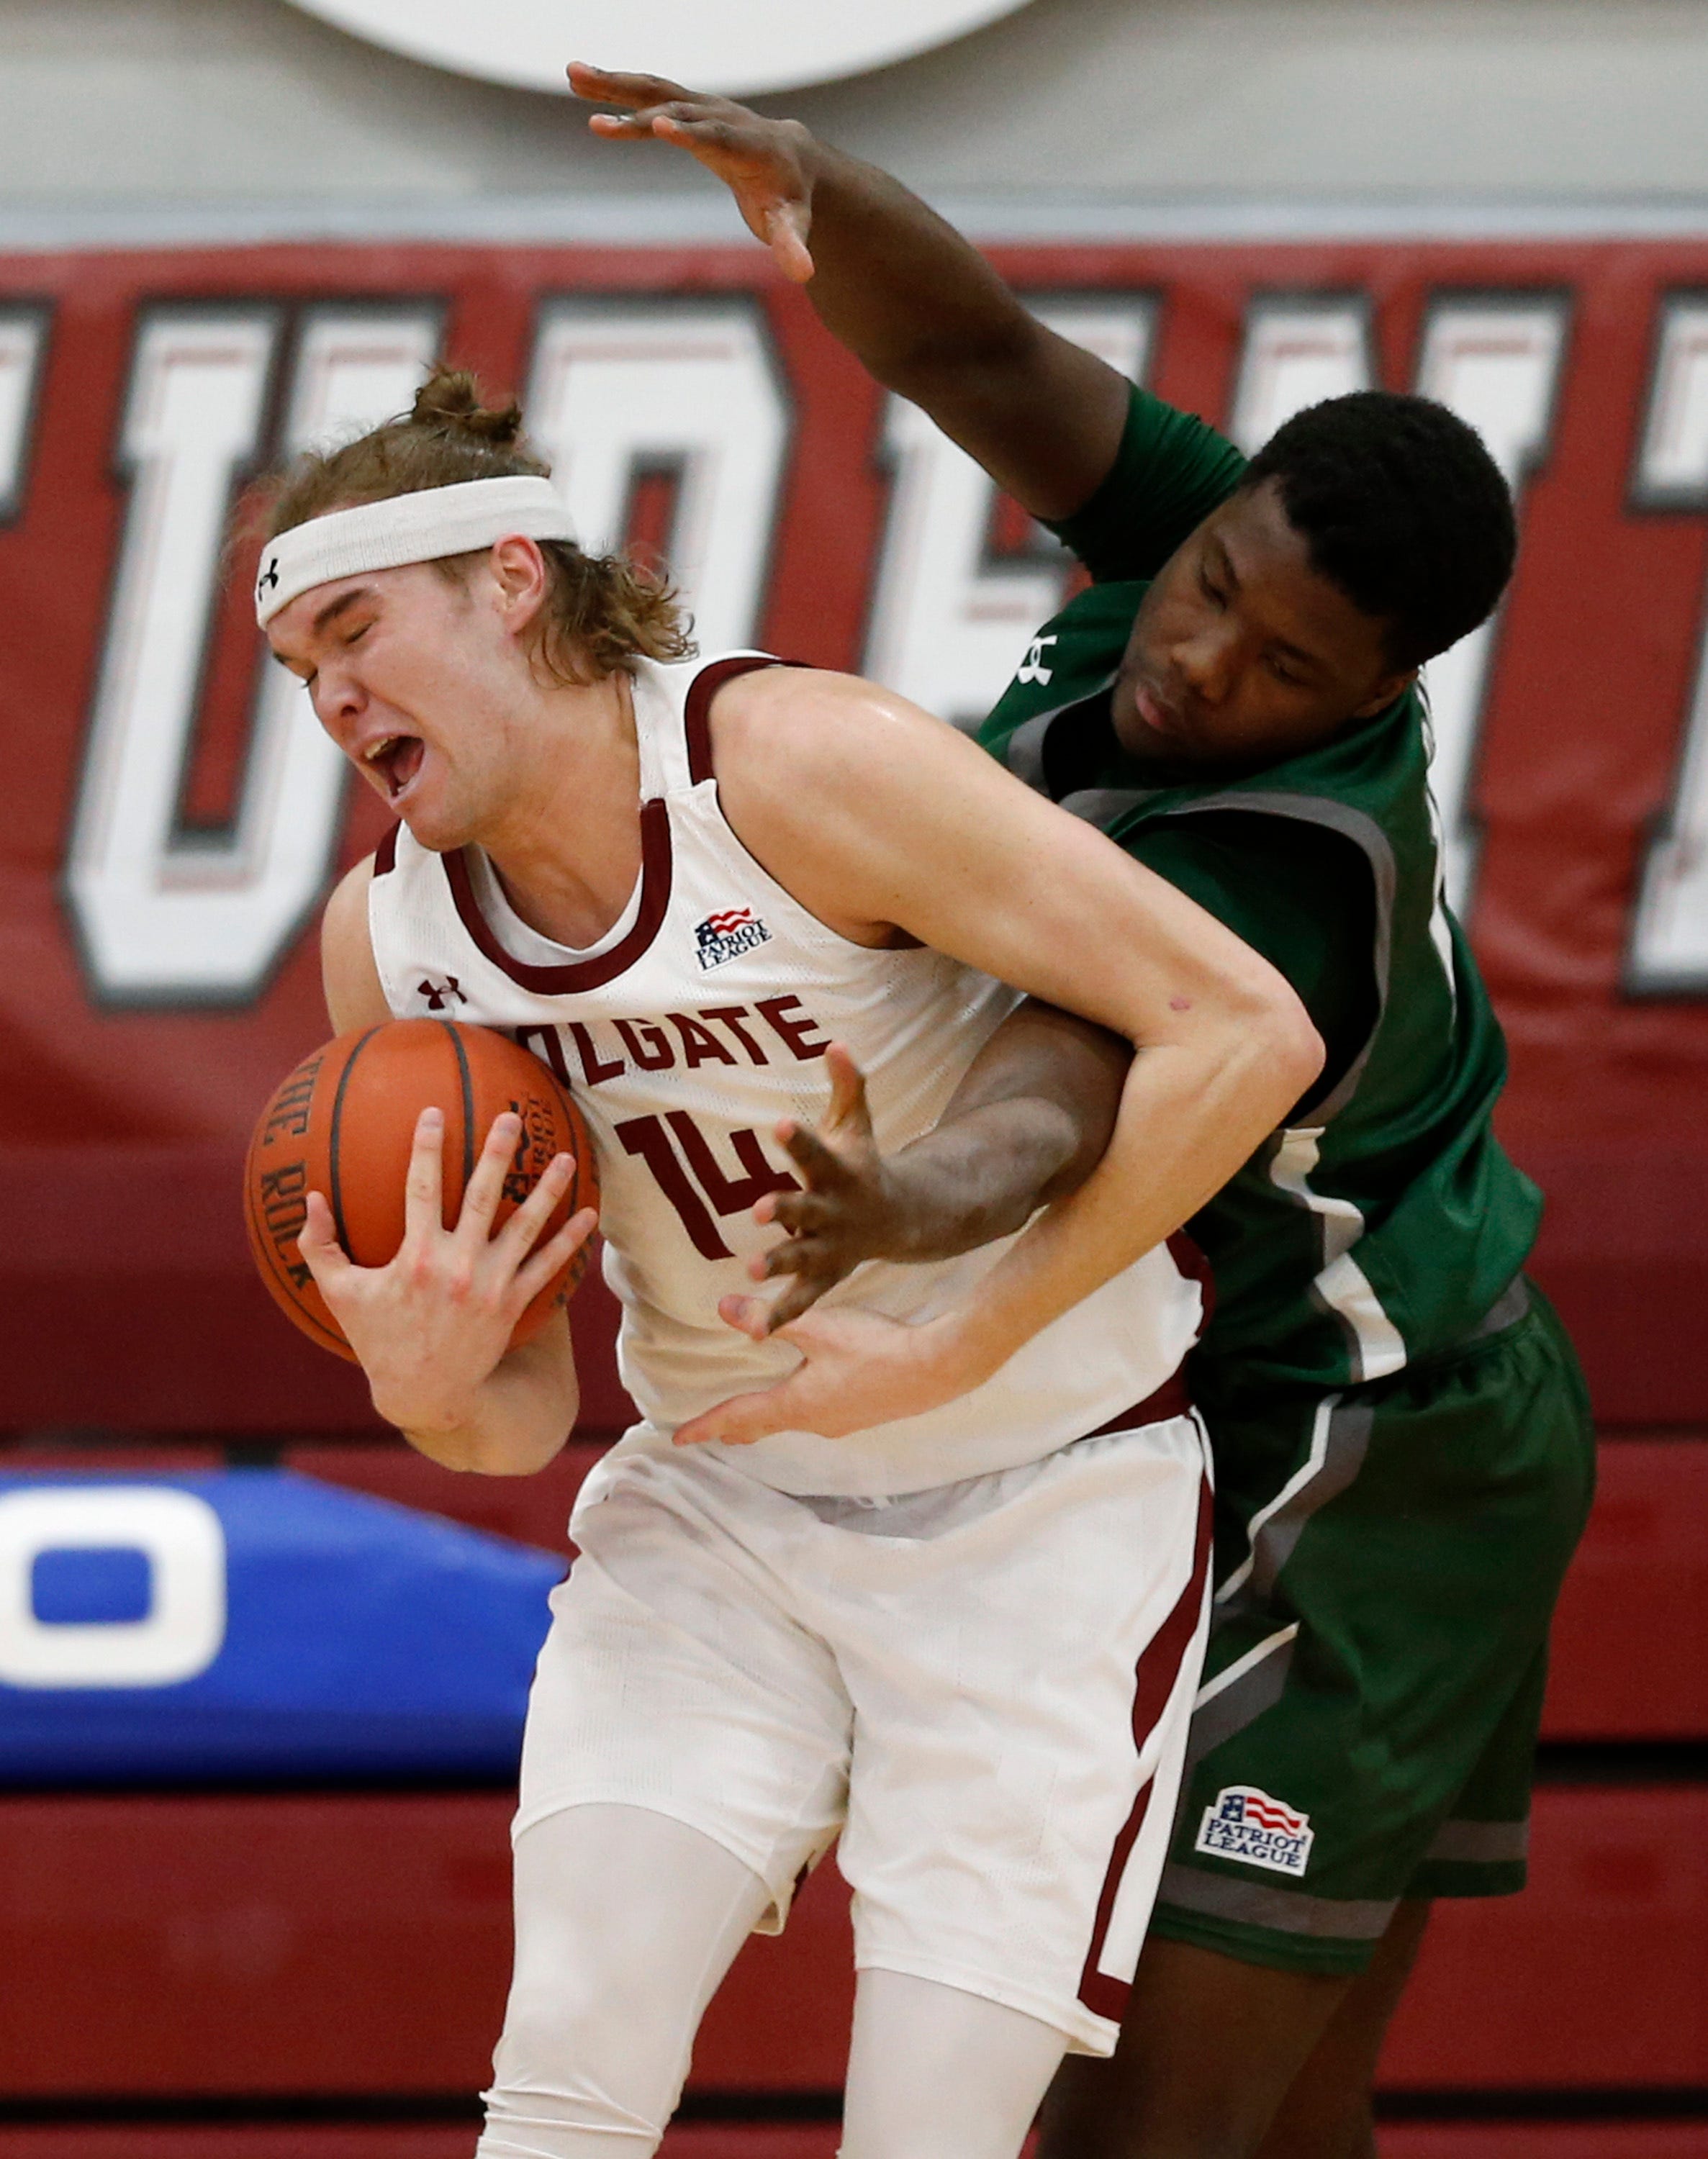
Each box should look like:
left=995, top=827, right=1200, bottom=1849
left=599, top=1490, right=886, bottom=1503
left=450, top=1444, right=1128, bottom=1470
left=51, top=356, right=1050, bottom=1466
left=1194, top=1785, right=1315, bottom=1876
left=694, top=907, right=772, bottom=972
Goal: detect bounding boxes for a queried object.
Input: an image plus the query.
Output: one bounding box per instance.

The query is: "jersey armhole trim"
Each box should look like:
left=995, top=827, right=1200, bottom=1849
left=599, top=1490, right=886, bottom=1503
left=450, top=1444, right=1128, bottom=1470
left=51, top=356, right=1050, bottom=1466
left=680, top=651, right=926, bottom=954
left=684, top=652, right=805, bottom=786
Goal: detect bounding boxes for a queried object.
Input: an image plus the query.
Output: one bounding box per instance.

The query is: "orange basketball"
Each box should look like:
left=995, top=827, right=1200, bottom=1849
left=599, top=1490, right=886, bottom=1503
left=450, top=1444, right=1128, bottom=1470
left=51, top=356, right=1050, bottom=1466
left=244, top=1019, right=598, bottom=1364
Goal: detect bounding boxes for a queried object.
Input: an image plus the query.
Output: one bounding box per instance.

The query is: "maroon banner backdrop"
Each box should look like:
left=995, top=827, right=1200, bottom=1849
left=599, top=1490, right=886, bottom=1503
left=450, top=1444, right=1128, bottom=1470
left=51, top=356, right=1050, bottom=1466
left=3, top=230, right=1706, bottom=1432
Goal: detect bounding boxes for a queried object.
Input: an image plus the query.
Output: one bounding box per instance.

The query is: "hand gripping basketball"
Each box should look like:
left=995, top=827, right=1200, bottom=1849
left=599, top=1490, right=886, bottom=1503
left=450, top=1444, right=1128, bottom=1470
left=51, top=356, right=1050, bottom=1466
left=299, top=1103, right=595, bottom=1431
left=245, top=1022, right=600, bottom=1404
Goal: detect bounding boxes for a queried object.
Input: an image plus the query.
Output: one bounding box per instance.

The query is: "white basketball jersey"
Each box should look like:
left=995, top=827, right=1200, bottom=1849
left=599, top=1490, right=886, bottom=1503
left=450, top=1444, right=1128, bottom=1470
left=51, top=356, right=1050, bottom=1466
left=366, top=653, right=1201, bottom=1497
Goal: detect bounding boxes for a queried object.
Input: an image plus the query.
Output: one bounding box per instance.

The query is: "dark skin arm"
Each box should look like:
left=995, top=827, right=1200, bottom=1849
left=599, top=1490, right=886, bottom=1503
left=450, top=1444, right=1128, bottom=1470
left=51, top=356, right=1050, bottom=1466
left=569, top=63, right=1131, bottom=522
left=570, top=68, right=1147, bottom=1323
left=751, top=1002, right=1129, bottom=1331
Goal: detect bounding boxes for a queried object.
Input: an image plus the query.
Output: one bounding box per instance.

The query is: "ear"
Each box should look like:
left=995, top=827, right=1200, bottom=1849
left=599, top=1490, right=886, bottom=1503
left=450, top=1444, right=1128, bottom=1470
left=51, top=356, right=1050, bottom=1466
left=1352, top=666, right=1416, bottom=721
left=486, top=533, right=551, bottom=638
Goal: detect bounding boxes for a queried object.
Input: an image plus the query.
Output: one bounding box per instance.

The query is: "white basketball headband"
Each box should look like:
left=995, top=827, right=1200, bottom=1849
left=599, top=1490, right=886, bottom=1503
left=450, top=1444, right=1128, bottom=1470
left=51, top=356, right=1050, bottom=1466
left=254, top=476, right=579, bottom=629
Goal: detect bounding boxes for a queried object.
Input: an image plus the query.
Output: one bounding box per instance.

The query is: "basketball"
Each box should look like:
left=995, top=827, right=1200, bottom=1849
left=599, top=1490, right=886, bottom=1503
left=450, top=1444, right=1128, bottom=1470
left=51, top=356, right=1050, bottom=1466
left=244, top=1019, right=598, bottom=1363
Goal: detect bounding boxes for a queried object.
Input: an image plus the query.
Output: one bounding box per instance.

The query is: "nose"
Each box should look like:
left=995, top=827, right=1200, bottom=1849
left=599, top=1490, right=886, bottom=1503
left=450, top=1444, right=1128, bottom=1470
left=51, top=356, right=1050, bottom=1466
left=1173, top=625, right=1237, bottom=707
left=310, top=663, right=365, bottom=738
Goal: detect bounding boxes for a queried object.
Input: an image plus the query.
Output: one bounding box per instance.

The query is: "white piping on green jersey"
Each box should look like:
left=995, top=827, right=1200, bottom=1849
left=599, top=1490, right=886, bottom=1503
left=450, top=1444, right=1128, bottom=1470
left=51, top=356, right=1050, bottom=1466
left=1268, top=1131, right=1408, bottom=1382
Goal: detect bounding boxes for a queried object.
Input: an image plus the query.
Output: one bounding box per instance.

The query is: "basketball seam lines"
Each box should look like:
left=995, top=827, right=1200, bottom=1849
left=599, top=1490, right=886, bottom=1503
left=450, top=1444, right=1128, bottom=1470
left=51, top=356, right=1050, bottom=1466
left=327, top=1025, right=382, bottom=1257
left=440, top=1020, right=476, bottom=1188
left=244, top=1125, right=345, bottom=1353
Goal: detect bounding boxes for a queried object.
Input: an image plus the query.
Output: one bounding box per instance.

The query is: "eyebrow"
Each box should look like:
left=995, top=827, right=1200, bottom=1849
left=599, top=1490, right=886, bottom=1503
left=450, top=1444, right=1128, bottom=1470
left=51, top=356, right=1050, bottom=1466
left=312, top=587, right=373, bottom=635
left=1211, top=531, right=1329, bottom=676
left=270, top=586, right=374, bottom=676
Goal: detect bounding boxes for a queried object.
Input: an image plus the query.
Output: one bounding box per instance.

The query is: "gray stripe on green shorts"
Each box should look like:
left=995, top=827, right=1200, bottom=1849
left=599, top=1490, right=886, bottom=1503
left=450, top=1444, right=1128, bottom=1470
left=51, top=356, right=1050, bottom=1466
left=1215, top=1396, right=1374, bottom=1625
left=1185, top=1624, right=1297, bottom=1766
left=1424, top=1817, right=1530, bottom=1863
left=1157, top=1862, right=1398, bottom=1941
left=1470, top=1277, right=1531, bottom=1339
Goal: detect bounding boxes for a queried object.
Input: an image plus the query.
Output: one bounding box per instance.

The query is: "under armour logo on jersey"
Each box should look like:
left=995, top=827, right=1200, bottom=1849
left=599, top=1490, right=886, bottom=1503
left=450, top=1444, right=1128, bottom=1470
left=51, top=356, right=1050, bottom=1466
left=418, top=976, right=467, bottom=1010
left=1016, top=634, right=1057, bottom=685
left=256, top=555, right=281, bottom=599
left=694, top=907, right=772, bottom=972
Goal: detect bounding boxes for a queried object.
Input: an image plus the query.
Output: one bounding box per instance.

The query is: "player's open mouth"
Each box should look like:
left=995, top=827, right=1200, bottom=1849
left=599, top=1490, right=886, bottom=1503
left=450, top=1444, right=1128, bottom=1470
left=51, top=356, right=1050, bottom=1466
left=363, top=733, right=425, bottom=800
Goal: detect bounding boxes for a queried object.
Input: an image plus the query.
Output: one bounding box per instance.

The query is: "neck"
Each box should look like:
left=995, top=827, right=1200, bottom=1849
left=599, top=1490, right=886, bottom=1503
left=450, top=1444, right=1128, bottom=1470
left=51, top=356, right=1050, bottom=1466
left=475, top=666, right=645, bottom=949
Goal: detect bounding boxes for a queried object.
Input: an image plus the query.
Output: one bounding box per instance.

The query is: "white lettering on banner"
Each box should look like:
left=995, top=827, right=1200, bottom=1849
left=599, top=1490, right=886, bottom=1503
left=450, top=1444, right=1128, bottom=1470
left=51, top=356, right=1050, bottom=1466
left=230, top=305, right=442, bottom=983
left=862, top=300, right=1155, bottom=730
left=1630, top=297, right=1708, bottom=990
left=67, top=308, right=279, bottom=1000
left=0, top=304, right=46, bottom=520
left=0, top=1488, right=226, bottom=1688
left=1413, top=297, right=1569, bottom=910
left=525, top=298, right=787, bottom=654
left=1229, top=297, right=1372, bottom=456
left=65, top=306, right=441, bottom=1002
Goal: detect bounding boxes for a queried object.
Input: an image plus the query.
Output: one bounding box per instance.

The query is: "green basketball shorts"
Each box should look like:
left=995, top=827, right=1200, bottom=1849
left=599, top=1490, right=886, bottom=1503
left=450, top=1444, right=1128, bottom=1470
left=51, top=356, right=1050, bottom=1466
left=1147, top=1281, right=1596, bottom=1978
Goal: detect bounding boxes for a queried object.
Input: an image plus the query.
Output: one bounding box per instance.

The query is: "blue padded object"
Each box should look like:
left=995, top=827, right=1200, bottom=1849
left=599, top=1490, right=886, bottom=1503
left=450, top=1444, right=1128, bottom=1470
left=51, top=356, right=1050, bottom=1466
left=32, top=1547, right=154, bottom=1624
left=0, top=1472, right=565, bottom=1785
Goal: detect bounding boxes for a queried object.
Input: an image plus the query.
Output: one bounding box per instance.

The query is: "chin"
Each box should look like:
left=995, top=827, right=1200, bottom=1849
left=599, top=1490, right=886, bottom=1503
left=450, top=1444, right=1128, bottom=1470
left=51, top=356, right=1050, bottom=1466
left=1111, top=697, right=1177, bottom=766
left=397, top=797, right=469, bottom=856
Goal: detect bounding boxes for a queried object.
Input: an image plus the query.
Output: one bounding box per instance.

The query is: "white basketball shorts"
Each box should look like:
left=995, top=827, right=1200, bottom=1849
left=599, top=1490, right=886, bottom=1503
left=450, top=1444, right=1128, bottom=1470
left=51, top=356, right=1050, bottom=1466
left=515, top=1413, right=1213, bottom=2055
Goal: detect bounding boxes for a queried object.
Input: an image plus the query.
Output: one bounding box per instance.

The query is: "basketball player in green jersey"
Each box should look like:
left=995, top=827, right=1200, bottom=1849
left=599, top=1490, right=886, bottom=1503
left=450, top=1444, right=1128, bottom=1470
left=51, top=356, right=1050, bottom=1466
left=575, top=65, right=1597, bottom=2159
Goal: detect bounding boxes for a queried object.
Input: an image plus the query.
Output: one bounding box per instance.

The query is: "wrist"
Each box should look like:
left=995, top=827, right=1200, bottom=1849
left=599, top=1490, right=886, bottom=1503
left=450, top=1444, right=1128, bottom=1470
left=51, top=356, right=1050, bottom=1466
left=790, top=122, right=834, bottom=185
left=785, top=120, right=833, bottom=205
left=919, top=1307, right=1008, bottom=1397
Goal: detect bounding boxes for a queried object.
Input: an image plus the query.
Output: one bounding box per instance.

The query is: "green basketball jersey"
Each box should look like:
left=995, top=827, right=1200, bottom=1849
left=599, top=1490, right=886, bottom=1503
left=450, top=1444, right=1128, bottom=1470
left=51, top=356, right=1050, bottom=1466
left=980, top=386, right=1542, bottom=1406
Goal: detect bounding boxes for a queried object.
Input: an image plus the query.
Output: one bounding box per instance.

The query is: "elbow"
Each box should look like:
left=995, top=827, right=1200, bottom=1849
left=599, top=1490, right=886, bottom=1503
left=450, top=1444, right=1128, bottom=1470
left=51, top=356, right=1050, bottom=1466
left=1242, top=977, right=1326, bottom=1119
left=460, top=1429, right=573, bottom=1479
left=1172, top=949, right=1324, bottom=1128
left=396, top=1416, right=574, bottom=1479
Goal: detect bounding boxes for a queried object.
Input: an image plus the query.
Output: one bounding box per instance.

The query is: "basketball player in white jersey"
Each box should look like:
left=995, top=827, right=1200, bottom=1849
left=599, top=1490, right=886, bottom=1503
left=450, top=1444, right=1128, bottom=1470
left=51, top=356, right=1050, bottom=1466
left=258, top=371, right=1320, bottom=2158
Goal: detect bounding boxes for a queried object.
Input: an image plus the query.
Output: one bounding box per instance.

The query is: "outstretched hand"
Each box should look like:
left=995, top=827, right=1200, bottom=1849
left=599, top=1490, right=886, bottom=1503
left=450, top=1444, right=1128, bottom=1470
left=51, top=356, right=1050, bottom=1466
left=672, top=1041, right=1007, bottom=1447
left=745, top=1042, right=903, bottom=1330
left=569, top=62, right=816, bottom=283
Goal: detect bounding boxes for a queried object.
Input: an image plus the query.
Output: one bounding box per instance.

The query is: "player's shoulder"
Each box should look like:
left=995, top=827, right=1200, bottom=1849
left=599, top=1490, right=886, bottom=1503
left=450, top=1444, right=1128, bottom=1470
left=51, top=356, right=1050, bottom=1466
left=715, top=660, right=927, bottom=726
left=320, top=850, right=391, bottom=1031
left=711, top=662, right=955, bottom=787
left=323, top=850, right=377, bottom=925
left=979, top=581, right=1147, bottom=756
left=707, top=662, right=1010, bottom=885
left=321, top=850, right=379, bottom=960
left=1030, top=576, right=1149, bottom=662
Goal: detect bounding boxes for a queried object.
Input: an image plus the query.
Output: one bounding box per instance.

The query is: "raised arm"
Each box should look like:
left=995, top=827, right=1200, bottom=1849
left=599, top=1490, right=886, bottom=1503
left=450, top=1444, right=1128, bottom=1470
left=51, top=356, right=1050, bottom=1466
left=569, top=64, right=1129, bottom=520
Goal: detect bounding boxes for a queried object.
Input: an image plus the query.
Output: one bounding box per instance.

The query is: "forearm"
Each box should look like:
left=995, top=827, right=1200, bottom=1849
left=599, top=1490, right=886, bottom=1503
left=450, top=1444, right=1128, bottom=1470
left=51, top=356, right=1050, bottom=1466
left=937, top=1007, right=1319, bottom=1388
left=796, top=139, right=1125, bottom=513
left=795, top=139, right=1039, bottom=394
left=878, top=1002, right=1129, bottom=1260
left=671, top=1000, right=1318, bottom=1454
left=574, top=71, right=1126, bottom=516
left=387, top=1322, right=580, bottom=1477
